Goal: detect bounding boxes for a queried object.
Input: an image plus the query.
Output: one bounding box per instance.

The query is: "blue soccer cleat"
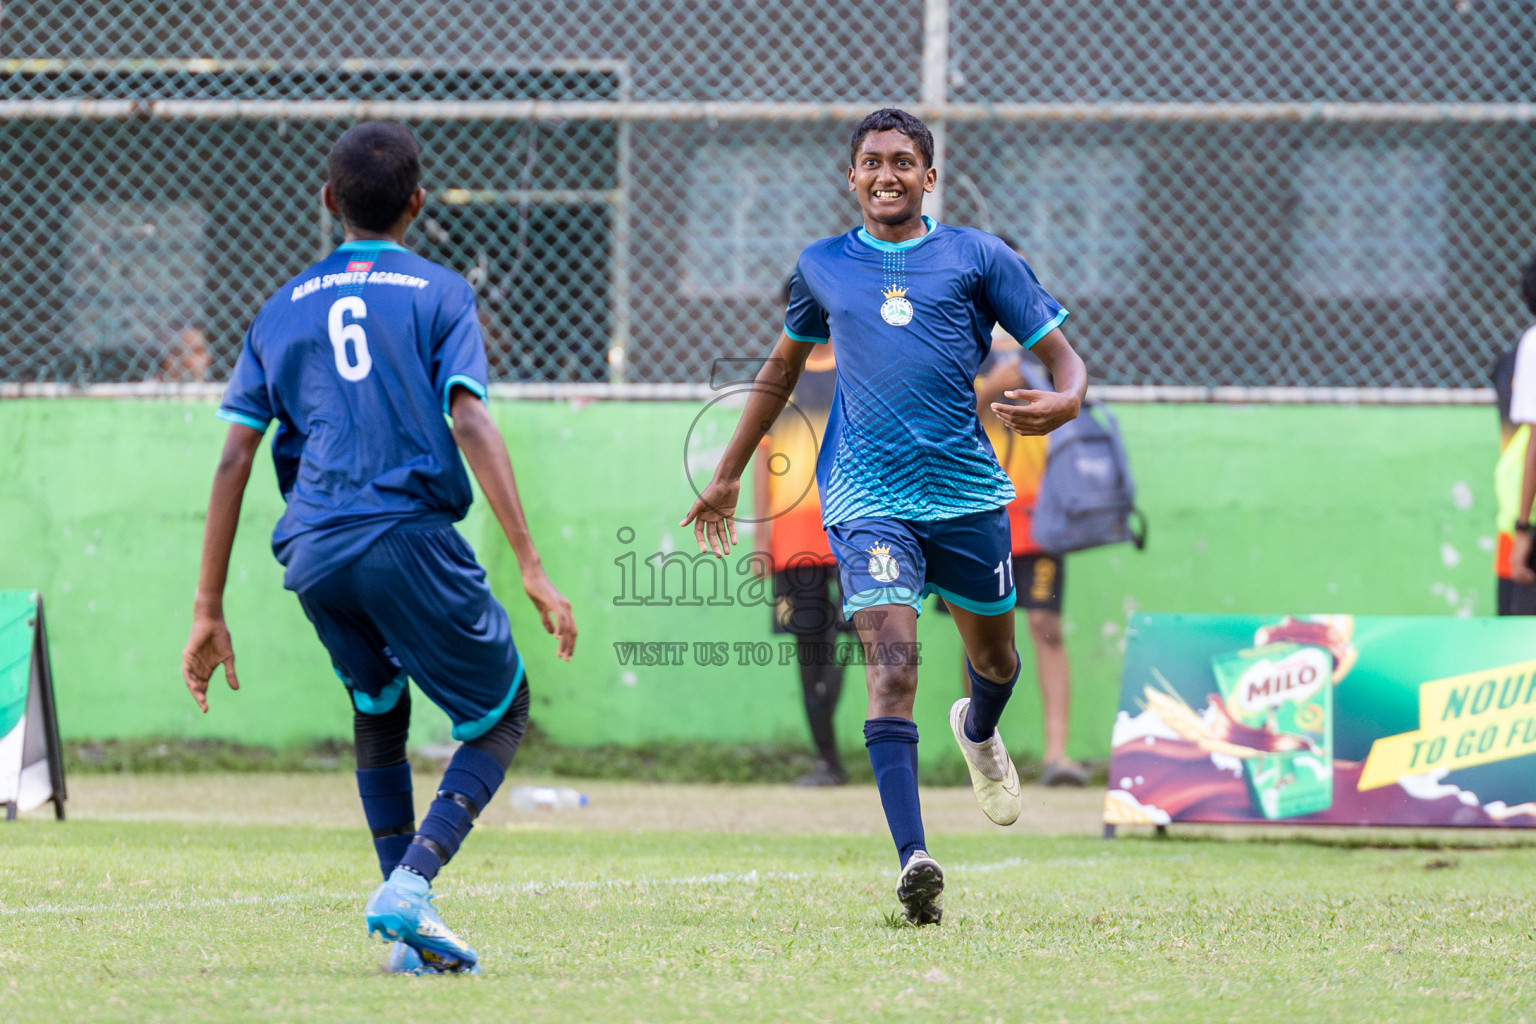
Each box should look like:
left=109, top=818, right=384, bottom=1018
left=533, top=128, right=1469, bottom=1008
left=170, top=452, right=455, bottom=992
left=366, top=868, right=479, bottom=967
left=385, top=941, right=481, bottom=975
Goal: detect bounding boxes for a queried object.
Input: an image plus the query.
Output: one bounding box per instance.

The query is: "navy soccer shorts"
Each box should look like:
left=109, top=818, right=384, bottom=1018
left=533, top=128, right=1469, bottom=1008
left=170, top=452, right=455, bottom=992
left=826, top=508, right=1016, bottom=619
left=296, top=520, right=524, bottom=741
left=935, top=552, right=1065, bottom=616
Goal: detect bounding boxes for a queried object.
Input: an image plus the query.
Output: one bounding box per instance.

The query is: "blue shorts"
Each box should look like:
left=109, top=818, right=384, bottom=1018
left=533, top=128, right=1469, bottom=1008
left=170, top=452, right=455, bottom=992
left=827, top=508, right=1016, bottom=618
left=296, top=520, right=524, bottom=741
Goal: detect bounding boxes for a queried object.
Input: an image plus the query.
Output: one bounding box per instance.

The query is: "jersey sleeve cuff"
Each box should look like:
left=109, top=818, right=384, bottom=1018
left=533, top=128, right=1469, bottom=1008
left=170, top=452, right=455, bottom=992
left=442, top=374, right=488, bottom=415
left=783, top=325, right=830, bottom=344
left=1019, top=308, right=1070, bottom=348
left=216, top=408, right=271, bottom=432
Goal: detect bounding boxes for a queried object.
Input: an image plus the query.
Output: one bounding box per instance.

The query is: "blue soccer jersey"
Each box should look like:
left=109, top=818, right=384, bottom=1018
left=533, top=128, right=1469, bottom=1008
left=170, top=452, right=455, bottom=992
left=784, top=218, right=1068, bottom=526
left=218, top=240, right=489, bottom=592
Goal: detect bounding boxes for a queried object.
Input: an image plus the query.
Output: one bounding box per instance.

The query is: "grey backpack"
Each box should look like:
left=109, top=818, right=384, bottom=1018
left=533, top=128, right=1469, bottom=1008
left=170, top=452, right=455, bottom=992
left=1029, top=397, right=1147, bottom=555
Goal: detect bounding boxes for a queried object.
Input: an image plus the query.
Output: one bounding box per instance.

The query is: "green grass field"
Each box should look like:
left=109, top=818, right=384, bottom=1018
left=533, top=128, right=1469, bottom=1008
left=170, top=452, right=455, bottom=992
left=2, top=776, right=1534, bottom=1023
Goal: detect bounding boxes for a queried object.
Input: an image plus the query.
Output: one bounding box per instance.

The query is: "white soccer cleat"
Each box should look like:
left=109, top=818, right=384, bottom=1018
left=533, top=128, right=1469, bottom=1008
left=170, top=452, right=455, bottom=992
left=949, top=697, right=1022, bottom=826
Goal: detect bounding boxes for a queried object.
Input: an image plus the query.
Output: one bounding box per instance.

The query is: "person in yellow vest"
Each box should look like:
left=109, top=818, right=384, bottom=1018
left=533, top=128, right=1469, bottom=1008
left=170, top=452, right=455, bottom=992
left=1502, top=257, right=1536, bottom=609
left=1493, top=339, right=1534, bottom=613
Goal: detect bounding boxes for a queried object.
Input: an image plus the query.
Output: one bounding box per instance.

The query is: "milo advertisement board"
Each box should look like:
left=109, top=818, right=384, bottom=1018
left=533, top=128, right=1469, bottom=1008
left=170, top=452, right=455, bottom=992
left=1105, top=614, right=1536, bottom=829
left=1211, top=642, right=1334, bottom=819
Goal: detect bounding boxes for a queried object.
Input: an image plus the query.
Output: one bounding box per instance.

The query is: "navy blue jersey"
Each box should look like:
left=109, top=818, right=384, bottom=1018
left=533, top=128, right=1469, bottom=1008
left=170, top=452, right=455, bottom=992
left=218, top=240, right=488, bottom=592
left=784, top=219, right=1067, bottom=526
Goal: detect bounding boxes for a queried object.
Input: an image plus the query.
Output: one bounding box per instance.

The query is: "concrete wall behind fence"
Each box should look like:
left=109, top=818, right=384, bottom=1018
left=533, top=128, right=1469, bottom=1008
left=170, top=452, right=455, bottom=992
left=0, top=399, right=1500, bottom=767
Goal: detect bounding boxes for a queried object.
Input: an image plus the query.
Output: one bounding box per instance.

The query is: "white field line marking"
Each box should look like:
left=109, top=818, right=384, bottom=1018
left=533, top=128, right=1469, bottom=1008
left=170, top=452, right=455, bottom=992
left=0, top=858, right=1039, bottom=917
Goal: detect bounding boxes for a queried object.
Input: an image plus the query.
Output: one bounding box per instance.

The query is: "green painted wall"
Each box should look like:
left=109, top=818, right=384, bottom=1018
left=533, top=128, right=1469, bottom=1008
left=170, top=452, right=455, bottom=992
left=0, top=399, right=1501, bottom=764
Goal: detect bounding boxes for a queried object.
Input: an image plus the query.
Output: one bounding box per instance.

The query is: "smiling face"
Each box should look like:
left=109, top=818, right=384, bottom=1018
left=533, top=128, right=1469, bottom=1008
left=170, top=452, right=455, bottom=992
left=847, top=129, right=936, bottom=237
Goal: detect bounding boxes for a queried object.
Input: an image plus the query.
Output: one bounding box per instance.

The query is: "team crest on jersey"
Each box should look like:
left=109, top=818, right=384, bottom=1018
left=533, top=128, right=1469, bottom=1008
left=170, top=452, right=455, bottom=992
left=866, top=542, right=901, bottom=583
left=879, top=286, right=913, bottom=327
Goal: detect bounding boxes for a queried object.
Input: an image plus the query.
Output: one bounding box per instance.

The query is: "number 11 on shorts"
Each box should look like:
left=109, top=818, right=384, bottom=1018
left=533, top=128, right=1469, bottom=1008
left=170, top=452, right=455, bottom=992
left=994, top=558, right=1013, bottom=597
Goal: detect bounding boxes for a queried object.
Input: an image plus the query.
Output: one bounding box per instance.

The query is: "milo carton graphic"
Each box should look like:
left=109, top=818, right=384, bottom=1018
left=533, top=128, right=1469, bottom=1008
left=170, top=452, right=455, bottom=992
left=1211, top=642, right=1334, bottom=819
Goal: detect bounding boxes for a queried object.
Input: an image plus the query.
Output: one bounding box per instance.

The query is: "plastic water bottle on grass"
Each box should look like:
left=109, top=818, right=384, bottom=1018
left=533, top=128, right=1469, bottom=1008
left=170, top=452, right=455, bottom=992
left=509, top=785, right=588, bottom=810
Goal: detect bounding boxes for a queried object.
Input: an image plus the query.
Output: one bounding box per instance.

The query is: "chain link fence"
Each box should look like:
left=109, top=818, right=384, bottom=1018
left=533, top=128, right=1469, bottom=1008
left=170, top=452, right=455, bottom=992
left=3, top=1, right=1535, bottom=389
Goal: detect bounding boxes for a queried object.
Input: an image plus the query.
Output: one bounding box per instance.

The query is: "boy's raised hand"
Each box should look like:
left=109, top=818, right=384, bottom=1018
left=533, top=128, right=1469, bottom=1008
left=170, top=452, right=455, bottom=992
left=182, top=612, right=240, bottom=713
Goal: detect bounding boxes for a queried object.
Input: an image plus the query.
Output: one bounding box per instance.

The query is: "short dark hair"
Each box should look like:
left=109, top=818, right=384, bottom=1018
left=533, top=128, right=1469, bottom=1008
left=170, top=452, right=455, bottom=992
left=849, top=108, right=934, bottom=169
left=1522, top=253, right=1536, bottom=318
left=327, top=122, right=422, bottom=233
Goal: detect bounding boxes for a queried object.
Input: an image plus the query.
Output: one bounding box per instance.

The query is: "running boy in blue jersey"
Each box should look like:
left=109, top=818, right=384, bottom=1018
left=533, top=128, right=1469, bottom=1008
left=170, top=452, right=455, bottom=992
left=682, top=109, right=1086, bottom=925
left=181, top=122, right=576, bottom=972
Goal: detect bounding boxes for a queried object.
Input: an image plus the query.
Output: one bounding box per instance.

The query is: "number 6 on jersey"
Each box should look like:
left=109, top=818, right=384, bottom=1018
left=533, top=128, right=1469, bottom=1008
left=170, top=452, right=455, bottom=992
left=328, top=296, right=372, bottom=381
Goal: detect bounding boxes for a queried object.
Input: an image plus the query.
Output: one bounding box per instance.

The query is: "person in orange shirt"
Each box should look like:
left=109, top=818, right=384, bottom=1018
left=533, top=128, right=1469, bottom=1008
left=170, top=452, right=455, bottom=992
left=754, top=295, right=851, bottom=786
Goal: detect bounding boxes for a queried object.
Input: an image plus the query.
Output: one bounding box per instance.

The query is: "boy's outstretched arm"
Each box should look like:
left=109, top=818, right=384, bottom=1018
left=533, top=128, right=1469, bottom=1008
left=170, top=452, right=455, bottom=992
left=990, top=329, right=1087, bottom=436
left=182, top=423, right=264, bottom=712
left=449, top=387, right=577, bottom=661
left=681, top=333, right=816, bottom=558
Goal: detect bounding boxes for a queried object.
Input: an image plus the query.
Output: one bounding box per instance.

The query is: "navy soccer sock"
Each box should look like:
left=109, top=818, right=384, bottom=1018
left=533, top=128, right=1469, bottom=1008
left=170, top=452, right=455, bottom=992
left=398, top=744, right=506, bottom=882
left=356, top=762, right=415, bottom=879
left=964, top=655, right=1021, bottom=743
left=864, top=717, right=926, bottom=868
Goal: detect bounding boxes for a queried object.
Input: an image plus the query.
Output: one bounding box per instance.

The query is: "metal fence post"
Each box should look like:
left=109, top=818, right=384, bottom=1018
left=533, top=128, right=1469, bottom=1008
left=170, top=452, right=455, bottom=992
left=923, top=0, right=950, bottom=223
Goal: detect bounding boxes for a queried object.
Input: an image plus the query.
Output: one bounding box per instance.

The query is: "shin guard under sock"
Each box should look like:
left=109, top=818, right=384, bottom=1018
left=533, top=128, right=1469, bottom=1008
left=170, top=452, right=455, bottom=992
left=398, top=744, right=506, bottom=881
left=356, top=762, right=415, bottom=879
left=964, top=655, right=1021, bottom=743
left=863, top=717, right=926, bottom=867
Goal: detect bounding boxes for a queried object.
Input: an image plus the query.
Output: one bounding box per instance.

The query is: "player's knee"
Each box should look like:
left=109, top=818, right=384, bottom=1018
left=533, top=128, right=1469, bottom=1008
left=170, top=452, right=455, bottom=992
left=1028, top=609, right=1064, bottom=649
left=969, top=647, right=1019, bottom=684
left=505, top=683, right=530, bottom=733
left=867, top=659, right=918, bottom=703
left=352, top=688, right=412, bottom=770
left=463, top=682, right=532, bottom=772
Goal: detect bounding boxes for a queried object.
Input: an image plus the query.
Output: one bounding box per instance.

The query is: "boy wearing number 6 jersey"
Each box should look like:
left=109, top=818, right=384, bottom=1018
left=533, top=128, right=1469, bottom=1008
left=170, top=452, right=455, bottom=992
left=181, top=122, right=576, bottom=974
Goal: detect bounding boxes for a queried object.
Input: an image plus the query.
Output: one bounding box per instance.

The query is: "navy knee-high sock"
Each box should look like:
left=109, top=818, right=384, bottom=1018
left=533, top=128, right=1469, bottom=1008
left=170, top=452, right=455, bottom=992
left=864, top=717, right=926, bottom=868
left=964, top=655, right=1021, bottom=742
left=398, top=745, right=506, bottom=882
left=356, top=762, right=415, bottom=879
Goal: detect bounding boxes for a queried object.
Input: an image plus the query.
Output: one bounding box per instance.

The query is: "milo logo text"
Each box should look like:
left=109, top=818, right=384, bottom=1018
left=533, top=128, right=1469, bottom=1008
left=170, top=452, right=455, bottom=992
left=1232, top=647, right=1331, bottom=716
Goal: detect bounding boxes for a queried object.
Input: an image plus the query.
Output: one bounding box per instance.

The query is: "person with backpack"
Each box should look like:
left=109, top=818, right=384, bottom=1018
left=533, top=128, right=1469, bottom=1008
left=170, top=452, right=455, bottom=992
left=965, top=331, right=1087, bottom=786
left=938, top=240, right=1145, bottom=787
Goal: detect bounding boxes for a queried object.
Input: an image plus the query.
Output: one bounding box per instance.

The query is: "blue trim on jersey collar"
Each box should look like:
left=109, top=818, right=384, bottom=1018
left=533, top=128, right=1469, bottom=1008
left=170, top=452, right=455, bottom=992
left=856, top=216, right=939, bottom=253
left=336, top=240, right=410, bottom=254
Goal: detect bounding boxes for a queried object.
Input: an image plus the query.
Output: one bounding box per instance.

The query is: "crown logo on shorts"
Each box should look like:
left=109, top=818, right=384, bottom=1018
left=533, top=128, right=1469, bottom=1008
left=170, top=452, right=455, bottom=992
left=867, top=541, right=891, bottom=557
left=881, top=286, right=907, bottom=300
